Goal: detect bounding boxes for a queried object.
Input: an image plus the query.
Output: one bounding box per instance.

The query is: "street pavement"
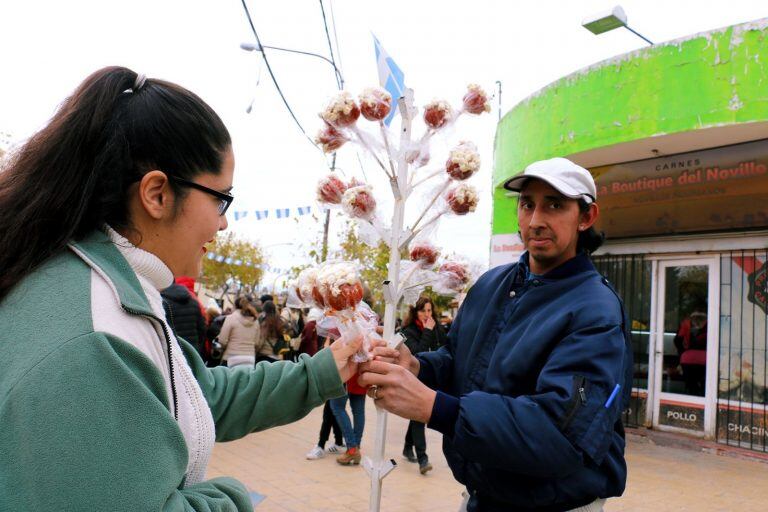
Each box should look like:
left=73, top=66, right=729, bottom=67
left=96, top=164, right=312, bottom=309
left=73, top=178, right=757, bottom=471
left=208, top=399, right=768, bottom=511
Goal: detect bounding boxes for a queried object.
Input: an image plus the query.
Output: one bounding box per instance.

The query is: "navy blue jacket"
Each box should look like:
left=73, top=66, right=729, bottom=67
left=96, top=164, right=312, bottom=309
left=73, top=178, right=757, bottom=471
left=418, top=252, right=633, bottom=512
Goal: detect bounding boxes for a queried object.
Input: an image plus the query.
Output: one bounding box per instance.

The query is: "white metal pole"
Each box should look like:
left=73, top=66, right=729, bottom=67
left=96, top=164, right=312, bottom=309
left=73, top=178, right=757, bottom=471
left=367, top=90, right=415, bottom=512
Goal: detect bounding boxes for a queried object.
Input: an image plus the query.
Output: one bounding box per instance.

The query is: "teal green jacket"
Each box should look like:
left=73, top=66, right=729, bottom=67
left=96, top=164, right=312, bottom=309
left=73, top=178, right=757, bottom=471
left=0, top=231, right=345, bottom=511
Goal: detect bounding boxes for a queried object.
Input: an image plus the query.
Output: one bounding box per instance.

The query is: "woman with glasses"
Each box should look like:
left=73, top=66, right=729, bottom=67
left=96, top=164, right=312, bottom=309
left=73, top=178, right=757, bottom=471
left=0, top=67, right=361, bottom=511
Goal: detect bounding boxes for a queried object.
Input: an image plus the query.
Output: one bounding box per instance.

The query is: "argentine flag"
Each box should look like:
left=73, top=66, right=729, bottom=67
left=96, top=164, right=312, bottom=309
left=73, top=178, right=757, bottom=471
left=373, top=34, right=405, bottom=127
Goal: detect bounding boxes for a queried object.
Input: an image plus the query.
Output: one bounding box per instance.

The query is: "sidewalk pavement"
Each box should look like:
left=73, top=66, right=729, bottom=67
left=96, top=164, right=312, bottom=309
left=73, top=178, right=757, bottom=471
left=208, top=399, right=768, bottom=511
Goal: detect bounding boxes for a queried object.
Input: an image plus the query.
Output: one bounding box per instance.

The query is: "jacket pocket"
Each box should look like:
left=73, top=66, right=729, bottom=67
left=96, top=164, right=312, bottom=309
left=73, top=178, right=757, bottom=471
left=560, top=375, right=587, bottom=431
left=560, top=376, right=616, bottom=465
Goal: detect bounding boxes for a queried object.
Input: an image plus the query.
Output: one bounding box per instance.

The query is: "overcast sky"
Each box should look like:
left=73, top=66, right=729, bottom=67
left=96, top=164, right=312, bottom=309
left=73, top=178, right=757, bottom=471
left=2, top=0, right=766, bottom=285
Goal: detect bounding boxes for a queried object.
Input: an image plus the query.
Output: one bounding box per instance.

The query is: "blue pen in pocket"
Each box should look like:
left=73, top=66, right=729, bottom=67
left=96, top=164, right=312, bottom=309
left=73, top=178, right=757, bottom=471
left=604, top=384, right=621, bottom=409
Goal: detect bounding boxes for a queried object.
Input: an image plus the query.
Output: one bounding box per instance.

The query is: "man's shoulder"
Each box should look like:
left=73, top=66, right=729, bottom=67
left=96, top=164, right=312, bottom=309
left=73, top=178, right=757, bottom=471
left=567, top=271, right=625, bottom=325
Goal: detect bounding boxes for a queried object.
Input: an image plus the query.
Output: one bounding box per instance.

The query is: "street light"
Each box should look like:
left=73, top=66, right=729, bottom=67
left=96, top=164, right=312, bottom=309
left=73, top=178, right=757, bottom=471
left=240, top=42, right=344, bottom=88
left=582, top=5, right=654, bottom=45
left=240, top=40, right=343, bottom=264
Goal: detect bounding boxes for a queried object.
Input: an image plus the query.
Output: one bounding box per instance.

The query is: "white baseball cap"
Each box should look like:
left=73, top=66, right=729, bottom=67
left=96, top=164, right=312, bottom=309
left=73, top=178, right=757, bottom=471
left=503, top=157, right=597, bottom=204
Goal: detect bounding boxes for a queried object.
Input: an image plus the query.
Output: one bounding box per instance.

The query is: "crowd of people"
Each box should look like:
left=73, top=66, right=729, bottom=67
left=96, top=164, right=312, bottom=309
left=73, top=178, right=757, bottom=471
left=163, top=278, right=452, bottom=474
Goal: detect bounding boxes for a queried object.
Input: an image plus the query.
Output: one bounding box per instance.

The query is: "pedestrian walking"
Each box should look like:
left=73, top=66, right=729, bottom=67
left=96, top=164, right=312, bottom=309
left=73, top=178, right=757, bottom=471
left=256, top=300, right=285, bottom=362
left=218, top=297, right=260, bottom=368
left=304, top=309, right=346, bottom=460
left=399, top=296, right=446, bottom=474
left=330, top=372, right=368, bottom=466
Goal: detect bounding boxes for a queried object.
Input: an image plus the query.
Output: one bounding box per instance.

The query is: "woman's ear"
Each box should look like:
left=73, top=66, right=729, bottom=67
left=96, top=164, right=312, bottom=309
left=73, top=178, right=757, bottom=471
left=137, top=170, right=173, bottom=220
left=578, top=202, right=599, bottom=231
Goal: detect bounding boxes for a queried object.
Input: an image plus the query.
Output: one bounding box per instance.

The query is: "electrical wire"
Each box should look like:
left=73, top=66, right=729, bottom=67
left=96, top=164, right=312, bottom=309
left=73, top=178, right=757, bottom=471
left=239, top=0, right=318, bottom=149
left=318, top=0, right=343, bottom=89
left=329, top=0, right=344, bottom=81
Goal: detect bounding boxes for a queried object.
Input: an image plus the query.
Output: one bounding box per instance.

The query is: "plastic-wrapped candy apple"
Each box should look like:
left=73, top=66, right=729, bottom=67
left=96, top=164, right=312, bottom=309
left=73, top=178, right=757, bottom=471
left=297, top=267, right=322, bottom=307
left=423, top=99, right=453, bottom=130
left=359, top=87, right=392, bottom=122
left=462, top=84, right=491, bottom=115
left=446, top=141, right=481, bottom=181
left=405, top=144, right=431, bottom=168
left=445, top=183, right=479, bottom=215
left=409, top=241, right=440, bottom=269
left=315, top=123, right=349, bottom=153
left=317, top=174, right=349, bottom=205
left=341, top=185, right=377, bottom=220
left=318, top=262, right=365, bottom=311
left=320, top=91, right=360, bottom=128
left=439, top=261, right=470, bottom=292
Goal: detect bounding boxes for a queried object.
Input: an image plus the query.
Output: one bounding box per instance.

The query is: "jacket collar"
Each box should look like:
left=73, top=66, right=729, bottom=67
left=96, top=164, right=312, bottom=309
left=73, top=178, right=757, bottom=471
left=516, top=251, right=595, bottom=282
left=68, top=230, right=154, bottom=316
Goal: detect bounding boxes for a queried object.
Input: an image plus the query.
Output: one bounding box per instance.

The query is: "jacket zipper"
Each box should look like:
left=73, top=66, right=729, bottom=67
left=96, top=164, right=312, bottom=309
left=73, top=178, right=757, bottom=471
left=561, top=376, right=587, bottom=430
left=122, top=305, right=179, bottom=421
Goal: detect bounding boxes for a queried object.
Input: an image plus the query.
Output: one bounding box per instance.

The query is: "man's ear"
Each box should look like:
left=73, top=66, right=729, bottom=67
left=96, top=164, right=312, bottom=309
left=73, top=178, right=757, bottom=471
left=138, top=170, right=173, bottom=220
left=578, top=202, right=599, bottom=231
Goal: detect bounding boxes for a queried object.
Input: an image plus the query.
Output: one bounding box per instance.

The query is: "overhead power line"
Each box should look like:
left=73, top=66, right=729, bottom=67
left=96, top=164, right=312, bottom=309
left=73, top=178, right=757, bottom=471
left=319, top=0, right=343, bottom=89
left=239, top=0, right=318, bottom=149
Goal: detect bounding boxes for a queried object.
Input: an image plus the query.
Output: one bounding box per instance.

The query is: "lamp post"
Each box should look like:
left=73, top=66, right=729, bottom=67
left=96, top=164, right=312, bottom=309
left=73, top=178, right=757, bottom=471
left=582, top=5, right=654, bottom=45
left=240, top=41, right=343, bottom=263
left=240, top=42, right=344, bottom=88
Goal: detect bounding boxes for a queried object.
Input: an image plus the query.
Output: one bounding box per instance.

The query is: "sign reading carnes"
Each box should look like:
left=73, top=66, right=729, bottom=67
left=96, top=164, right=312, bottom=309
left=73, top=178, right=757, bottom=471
left=590, top=139, right=768, bottom=239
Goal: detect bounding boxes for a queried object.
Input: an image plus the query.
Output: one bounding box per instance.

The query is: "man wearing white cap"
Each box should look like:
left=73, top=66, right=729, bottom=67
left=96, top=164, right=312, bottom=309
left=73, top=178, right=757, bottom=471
left=362, top=158, right=633, bottom=511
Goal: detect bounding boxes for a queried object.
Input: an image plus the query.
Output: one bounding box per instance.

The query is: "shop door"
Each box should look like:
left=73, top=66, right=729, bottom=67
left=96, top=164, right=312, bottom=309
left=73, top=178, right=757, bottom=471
left=651, top=258, right=719, bottom=437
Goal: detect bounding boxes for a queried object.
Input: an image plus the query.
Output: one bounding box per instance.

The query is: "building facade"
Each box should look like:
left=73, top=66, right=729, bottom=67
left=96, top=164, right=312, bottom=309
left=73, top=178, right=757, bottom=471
left=492, top=19, right=768, bottom=451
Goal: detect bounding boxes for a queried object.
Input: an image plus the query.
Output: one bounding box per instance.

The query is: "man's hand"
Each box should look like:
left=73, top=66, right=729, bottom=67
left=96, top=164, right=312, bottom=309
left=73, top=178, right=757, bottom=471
left=358, top=360, right=436, bottom=423
left=329, top=335, right=363, bottom=382
left=368, top=339, right=420, bottom=377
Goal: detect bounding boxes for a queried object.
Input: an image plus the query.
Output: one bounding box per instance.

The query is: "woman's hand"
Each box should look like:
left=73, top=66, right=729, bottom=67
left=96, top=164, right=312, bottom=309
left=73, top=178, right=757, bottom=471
left=423, top=316, right=436, bottom=330
left=329, top=335, right=363, bottom=382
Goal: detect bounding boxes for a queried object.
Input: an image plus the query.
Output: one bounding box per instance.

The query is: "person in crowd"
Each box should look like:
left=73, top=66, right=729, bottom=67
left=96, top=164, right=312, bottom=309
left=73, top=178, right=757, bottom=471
left=280, top=305, right=304, bottom=361
left=204, top=303, right=227, bottom=367
left=330, top=372, right=368, bottom=466
left=0, top=66, right=362, bottom=511
left=298, top=307, right=322, bottom=357
left=398, top=296, right=446, bottom=475
left=439, top=314, right=453, bottom=332
left=304, top=308, right=345, bottom=460
left=218, top=297, right=261, bottom=368
left=161, top=279, right=207, bottom=360
left=256, top=300, right=285, bottom=362
left=674, top=307, right=708, bottom=396
left=361, top=158, right=633, bottom=511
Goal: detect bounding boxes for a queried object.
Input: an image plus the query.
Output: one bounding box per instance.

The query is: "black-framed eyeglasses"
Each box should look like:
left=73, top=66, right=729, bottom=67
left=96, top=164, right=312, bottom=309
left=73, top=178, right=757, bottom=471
left=168, top=176, right=233, bottom=216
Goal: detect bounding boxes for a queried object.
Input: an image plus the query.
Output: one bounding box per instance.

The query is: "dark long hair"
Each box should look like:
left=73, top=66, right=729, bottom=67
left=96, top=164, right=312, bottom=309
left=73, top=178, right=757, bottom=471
left=403, top=296, right=438, bottom=329
left=0, top=66, right=231, bottom=302
left=577, top=198, right=605, bottom=255
left=260, top=300, right=283, bottom=340
left=236, top=297, right=257, bottom=318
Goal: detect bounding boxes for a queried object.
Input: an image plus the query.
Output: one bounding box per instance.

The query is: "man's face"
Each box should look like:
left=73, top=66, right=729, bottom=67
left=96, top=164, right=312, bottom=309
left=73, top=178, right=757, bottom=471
left=517, top=179, right=596, bottom=274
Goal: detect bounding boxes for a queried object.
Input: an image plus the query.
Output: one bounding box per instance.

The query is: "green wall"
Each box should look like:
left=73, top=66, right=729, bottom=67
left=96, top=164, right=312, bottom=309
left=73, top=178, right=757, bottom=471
left=493, top=19, right=768, bottom=236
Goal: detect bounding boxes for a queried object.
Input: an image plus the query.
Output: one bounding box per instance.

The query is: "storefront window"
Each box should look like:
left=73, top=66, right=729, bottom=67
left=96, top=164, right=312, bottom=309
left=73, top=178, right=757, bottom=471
left=593, top=254, right=651, bottom=427
left=718, top=250, right=768, bottom=452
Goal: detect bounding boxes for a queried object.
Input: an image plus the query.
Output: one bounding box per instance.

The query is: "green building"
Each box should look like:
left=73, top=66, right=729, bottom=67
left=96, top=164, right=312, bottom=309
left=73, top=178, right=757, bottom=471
left=492, top=19, right=768, bottom=451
